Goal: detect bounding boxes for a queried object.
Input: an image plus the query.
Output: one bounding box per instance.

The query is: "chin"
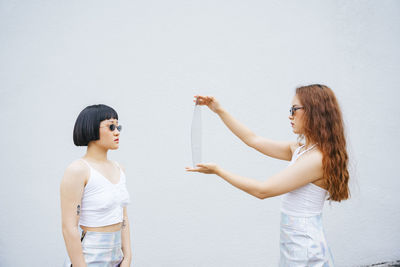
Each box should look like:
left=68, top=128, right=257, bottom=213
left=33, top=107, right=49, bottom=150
left=110, top=145, right=119, bottom=150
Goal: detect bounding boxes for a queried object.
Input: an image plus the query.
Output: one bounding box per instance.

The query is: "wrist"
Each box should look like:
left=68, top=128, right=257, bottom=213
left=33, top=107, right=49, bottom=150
left=214, top=166, right=222, bottom=176
left=215, top=107, right=225, bottom=115
left=123, top=256, right=132, bottom=264
left=123, top=252, right=132, bottom=260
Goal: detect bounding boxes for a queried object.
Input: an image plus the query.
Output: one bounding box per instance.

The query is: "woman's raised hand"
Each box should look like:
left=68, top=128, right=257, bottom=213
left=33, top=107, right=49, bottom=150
left=194, top=95, right=222, bottom=113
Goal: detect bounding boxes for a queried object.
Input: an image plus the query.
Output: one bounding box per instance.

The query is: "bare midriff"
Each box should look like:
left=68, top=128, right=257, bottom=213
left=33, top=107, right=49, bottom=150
left=80, top=222, right=122, bottom=232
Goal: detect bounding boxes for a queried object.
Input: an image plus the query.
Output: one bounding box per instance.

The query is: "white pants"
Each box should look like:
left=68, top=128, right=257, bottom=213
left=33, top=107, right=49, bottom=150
left=63, top=230, right=123, bottom=267
left=279, top=212, right=334, bottom=267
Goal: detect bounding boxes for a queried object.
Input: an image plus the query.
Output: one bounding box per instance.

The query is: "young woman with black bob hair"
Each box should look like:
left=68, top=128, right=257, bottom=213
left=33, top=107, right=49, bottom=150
left=187, top=84, right=350, bottom=266
left=61, top=104, right=131, bottom=267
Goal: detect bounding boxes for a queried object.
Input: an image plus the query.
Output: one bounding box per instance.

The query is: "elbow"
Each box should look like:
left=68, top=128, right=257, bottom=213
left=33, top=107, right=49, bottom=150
left=254, top=180, right=277, bottom=199
left=62, top=226, right=71, bottom=238
left=256, top=193, right=269, bottom=200
left=245, top=135, right=258, bottom=148
left=62, top=223, right=79, bottom=238
left=255, top=188, right=272, bottom=200
left=252, top=190, right=266, bottom=200
left=252, top=181, right=270, bottom=200
left=62, top=223, right=68, bottom=235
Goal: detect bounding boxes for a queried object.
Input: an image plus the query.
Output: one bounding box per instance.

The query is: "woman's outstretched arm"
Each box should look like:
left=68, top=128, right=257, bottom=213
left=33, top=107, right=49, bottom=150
left=195, top=95, right=295, bottom=161
left=186, top=150, right=323, bottom=199
left=60, top=160, right=88, bottom=267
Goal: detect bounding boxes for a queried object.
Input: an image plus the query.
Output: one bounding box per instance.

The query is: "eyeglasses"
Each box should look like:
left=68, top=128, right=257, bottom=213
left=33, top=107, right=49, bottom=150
left=100, top=124, right=122, bottom=132
left=290, top=106, right=304, bottom=116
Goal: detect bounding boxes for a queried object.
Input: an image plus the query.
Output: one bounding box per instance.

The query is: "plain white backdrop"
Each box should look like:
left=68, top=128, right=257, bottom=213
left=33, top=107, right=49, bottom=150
left=0, top=0, right=399, bottom=266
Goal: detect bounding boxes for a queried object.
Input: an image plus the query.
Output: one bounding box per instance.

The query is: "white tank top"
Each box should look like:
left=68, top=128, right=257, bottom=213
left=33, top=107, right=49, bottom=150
left=281, top=145, right=327, bottom=217
left=79, top=159, right=131, bottom=227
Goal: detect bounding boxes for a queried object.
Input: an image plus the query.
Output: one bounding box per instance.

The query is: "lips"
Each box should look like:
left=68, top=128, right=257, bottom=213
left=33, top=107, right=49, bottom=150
left=114, top=139, right=119, bottom=142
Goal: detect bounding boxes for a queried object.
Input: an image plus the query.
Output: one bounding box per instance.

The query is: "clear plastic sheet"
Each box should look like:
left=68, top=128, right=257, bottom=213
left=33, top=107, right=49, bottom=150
left=191, top=100, right=202, bottom=167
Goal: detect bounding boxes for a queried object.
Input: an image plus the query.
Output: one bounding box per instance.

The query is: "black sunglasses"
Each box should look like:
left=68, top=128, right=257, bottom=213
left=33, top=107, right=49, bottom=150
left=101, top=124, right=122, bottom=132
left=290, top=106, right=304, bottom=116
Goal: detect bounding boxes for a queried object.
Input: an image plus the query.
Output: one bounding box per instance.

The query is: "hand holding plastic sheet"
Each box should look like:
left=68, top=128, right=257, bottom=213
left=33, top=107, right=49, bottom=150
left=188, top=96, right=224, bottom=173
left=190, top=96, right=222, bottom=168
left=191, top=98, right=202, bottom=167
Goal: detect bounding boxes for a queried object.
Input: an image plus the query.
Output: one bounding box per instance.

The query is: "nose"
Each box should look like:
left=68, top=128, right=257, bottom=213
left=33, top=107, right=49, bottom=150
left=289, top=114, right=293, bottom=120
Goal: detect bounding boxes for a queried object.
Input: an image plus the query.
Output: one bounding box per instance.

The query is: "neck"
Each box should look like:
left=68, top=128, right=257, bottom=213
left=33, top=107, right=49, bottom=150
left=304, top=137, right=315, bottom=149
left=84, top=143, right=108, bottom=162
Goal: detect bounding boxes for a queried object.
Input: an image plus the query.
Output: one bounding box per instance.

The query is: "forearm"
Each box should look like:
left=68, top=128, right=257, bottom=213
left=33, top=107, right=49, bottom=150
left=62, top=226, right=87, bottom=267
left=121, top=217, right=132, bottom=263
left=215, top=167, right=265, bottom=199
left=216, top=108, right=256, bottom=146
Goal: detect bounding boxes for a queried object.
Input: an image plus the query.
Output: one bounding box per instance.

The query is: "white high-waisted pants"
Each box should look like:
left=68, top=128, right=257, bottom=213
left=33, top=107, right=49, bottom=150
left=279, top=212, right=334, bottom=267
left=63, top=230, right=123, bottom=267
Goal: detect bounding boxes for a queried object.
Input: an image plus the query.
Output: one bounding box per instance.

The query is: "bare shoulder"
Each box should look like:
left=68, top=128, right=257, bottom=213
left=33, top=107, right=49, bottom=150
left=275, top=149, right=323, bottom=187
left=62, top=159, right=89, bottom=184
left=60, top=160, right=88, bottom=200
left=65, top=159, right=89, bottom=175
left=296, top=149, right=323, bottom=172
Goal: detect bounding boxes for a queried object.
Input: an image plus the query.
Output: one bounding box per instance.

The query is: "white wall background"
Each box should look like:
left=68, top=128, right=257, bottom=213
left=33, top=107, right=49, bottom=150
left=0, top=0, right=399, bottom=266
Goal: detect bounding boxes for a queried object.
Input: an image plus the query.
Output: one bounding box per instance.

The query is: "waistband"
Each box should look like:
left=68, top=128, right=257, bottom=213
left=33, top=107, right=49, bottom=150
left=81, top=230, right=122, bottom=248
left=280, top=212, right=323, bottom=232
left=281, top=211, right=322, bottom=219
left=280, top=207, right=323, bottom=218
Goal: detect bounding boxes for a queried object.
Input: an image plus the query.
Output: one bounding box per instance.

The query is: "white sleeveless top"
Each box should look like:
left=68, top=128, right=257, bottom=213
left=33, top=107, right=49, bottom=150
left=79, top=159, right=131, bottom=227
left=281, top=145, right=327, bottom=217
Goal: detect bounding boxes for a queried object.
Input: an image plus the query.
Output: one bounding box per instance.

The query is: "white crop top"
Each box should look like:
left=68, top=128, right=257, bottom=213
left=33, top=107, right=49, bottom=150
left=79, top=159, right=130, bottom=227
left=281, top=145, right=327, bottom=217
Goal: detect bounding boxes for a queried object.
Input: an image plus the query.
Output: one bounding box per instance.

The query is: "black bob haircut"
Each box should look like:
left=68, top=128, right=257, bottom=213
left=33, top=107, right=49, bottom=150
left=73, top=104, right=118, bottom=146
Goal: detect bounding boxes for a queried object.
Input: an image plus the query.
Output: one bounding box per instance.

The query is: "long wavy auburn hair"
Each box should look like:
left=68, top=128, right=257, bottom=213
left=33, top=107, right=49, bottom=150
left=296, top=84, right=350, bottom=202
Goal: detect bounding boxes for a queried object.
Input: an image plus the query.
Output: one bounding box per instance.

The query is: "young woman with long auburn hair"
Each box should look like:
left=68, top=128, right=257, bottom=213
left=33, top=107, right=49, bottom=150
left=186, top=84, right=349, bottom=266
